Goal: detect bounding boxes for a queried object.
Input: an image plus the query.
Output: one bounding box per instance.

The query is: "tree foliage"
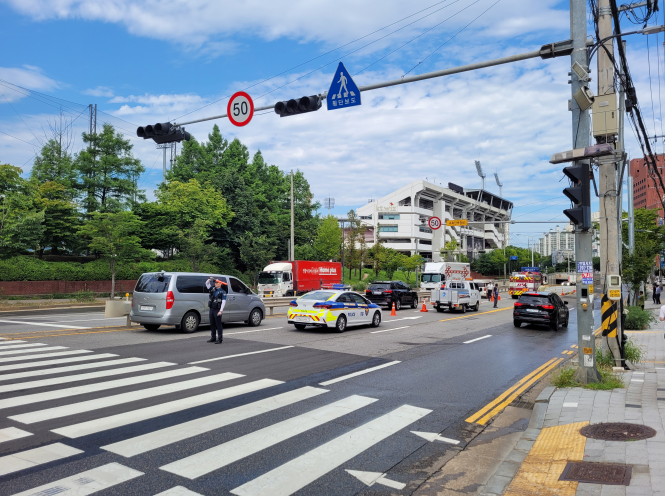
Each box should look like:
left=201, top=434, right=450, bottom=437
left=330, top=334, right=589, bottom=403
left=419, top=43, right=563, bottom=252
left=314, top=215, right=342, bottom=261
left=0, top=164, right=44, bottom=256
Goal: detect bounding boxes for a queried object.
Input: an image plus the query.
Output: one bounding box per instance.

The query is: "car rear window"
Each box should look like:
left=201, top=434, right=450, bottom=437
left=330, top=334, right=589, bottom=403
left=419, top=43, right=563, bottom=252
left=300, top=291, right=336, bottom=300
left=518, top=295, right=550, bottom=305
left=368, top=283, right=390, bottom=290
left=135, top=274, right=171, bottom=293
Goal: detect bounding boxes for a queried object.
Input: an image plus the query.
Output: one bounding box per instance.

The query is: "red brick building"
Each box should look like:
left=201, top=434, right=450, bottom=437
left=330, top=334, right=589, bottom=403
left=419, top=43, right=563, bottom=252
left=630, top=154, right=665, bottom=218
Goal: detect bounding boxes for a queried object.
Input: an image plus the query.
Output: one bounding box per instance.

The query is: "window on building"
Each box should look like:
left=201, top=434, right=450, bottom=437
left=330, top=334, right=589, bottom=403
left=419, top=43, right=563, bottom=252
left=418, top=198, right=434, bottom=210
left=398, top=197, right=411, bottom=207
left=378, top=214, right=400, bottom=220
left=359, top=215, right=372, bottom=220
left=379, top=225, right=398, bottom=232
left=419, top=226, right=432, bottom=233
left=419, top=240, right=432, bottom=245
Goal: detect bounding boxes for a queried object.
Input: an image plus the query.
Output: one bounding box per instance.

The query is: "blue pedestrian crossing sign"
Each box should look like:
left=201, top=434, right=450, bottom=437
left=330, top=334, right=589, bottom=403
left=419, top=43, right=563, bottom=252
left=327, top=62, right=361, bottom=111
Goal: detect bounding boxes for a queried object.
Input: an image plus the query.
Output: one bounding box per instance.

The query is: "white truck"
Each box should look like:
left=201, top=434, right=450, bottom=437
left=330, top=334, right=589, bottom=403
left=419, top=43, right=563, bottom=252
left=420, top=262, right=472, bottom=290
left=430, top=279, right=481, bottom=313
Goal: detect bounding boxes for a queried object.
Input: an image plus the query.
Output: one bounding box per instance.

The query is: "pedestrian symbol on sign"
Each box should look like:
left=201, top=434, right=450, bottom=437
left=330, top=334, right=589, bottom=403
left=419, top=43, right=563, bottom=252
left=327, top=62, right=361, bottom=111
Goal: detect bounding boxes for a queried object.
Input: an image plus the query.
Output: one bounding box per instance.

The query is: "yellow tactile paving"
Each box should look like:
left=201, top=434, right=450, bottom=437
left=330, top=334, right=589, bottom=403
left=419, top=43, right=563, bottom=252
left=504, top=421, right=588, bottom=496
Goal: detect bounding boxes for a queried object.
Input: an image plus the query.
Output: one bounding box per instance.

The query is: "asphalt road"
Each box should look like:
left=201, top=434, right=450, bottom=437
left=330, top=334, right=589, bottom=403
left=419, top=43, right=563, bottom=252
left=0, top=295, right=600, bottom=495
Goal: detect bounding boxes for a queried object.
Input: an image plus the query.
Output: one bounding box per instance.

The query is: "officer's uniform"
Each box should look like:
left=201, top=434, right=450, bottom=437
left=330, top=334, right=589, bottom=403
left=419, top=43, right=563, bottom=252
left=206, top=279, right=227, bottom=343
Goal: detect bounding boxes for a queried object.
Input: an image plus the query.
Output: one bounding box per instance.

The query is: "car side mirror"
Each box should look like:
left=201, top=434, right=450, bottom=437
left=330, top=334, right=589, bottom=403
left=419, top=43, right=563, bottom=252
left=564, top=301, right=568, bottom=305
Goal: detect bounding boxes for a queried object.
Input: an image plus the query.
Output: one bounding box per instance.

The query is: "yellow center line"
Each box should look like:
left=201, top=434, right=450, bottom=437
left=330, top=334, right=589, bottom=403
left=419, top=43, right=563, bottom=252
left=439, top=306, right=511, bottom=322
left=475, top=358, right=564, bottom=425
left=465, top=357, right=559, bottom=424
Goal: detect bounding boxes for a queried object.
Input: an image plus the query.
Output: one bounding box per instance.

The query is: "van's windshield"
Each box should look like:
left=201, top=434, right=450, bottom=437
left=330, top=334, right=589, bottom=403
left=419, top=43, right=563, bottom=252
left=422, top=274, right=442, bottom=283
left=135, top=274, right=171, bottom=293
left=258, top=272, right=282, bottom=284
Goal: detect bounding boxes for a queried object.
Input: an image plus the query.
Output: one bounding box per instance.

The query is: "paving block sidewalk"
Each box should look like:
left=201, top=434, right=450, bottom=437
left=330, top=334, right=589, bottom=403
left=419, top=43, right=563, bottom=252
left=480, top=318, right=665, bottom=496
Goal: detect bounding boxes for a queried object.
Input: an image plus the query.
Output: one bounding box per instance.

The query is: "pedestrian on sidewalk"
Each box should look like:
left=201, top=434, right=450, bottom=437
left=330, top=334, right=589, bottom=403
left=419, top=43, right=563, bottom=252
left=653, top=283, right=658, bottom=303
left=656, top=284, right=662, bottom=305
left=206, top=277, right=227, bottom=344
left=493, top=285, right=499, bottom=308
left=638, top=290, right=645, bottom=310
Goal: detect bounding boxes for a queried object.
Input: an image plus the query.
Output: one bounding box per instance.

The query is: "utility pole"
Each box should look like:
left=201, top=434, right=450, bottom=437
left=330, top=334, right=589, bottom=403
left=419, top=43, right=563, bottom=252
left=597, top=0, right=623, bottom=366
left=572, top=0, right=601, bottom=383
left=290, top=170, right=295, bottom=262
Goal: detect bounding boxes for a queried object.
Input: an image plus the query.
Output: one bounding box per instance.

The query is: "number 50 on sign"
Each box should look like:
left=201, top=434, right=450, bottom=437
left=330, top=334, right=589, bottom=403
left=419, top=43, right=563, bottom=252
left=227, top=92, right=254, bottom=127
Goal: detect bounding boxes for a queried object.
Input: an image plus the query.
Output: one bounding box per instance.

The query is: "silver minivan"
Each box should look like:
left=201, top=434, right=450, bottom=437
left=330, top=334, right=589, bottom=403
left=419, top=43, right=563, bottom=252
left=130, top=272, right=265, bottom=333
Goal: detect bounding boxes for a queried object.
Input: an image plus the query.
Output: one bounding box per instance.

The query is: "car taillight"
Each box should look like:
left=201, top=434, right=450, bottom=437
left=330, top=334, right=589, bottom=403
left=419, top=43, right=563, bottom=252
left=290, top=300, right=298, bottom=307
left=166, top=291, right=175, bottom=309
left=514, top=302, right=523, bottom=307
left=365, top=290, right=371, bottom=295
left=383, top=290, right=392, bottom=293
left=540, top=305, right=555, bottom=310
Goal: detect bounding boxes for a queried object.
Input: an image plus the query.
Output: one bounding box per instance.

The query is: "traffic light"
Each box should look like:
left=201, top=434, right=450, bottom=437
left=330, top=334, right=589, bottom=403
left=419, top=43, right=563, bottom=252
left=563, top=162, right=591, bottom=230
left=137, top=122, right=191, bottom=144
left=274, top=95, right=322, bottom=117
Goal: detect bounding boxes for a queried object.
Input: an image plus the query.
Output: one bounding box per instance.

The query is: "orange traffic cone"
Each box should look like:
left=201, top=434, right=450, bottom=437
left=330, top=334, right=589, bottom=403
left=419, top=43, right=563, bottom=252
left=390, top=301, right=397, bottom=316
left=490, top=293, right=493, bottom=302
left=420, top=299, right=428, bottom=312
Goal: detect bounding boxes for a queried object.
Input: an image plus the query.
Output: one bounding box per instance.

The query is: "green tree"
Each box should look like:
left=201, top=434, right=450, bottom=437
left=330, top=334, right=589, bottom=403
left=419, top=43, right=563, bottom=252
left=74, top=124, right=146, bottom=214
left=30, top=139, right=78, bottom=193
left=78, top=211, right=153, bottom=298
left=35, top=182, right=80, bottom=256
left=178, top=218, right=220, bottom=272
left=239, top=232, right=276, bottom=286
left=367, top=243, right=387, bottom=276
left=402, top=254, right=425, bottom=285
left=0, top=164, right=44, bottom=256
left=622, top=208, right=665, bottom=299
left=344, top=210, right=360, bottom=275
left=314, top=215, right=342, bottom=261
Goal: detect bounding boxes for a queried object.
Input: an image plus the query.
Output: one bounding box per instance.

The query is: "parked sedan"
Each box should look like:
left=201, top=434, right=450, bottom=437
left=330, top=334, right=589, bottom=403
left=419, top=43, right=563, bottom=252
left=364, top=281, right=418, bottom=310
left=513, top=292, right=569, bottom=330
left=288, top=290, right=382, bottom=333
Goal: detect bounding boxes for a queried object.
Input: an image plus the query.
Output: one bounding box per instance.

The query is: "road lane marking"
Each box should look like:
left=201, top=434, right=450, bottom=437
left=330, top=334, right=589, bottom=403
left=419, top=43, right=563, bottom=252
left=0, top=343, right=47, bottom=350
left=12, top=371, right=233, bottom=425
left=463, top=335, right=491, bottom=344
left=384, top=317, right=423, bottom=323
left=0, top=340, right=27, bottom=346
left=0, top=353, right=118, bottom=372
left=9, top=462, right=143, bottom=496
left=230, top=404, right=431, bottom=496
left=0, top=357, right=146, bottom=382
left=0, top=427, right=32, bottom=443
left=465, top=358, right=560, bottom=424
left=155, top=487, right=204, bottom=496
left=1, top=366, right=207, bottom=411
left=0, top=349, right=91, bottom=363
left=411, top=431, right=460, bottom=444
left=0, top=319, right=89, bottom=329
left=346, top=470, right=406, bottom=490
left=103, top=386, right=328, bottom=457
left=439, top=307, right=511, bottom=322
left=189, top=345, right=294, bottom=364
left=225, top=327, right=284, bottom=335
left=0, top=442, right=83, bottom=477
left=0, top=361, right=174, bottom=393
left=0, top=346, right=68, bottom=357
left=319, top=361, right=401, bottom=386
left=55, top=378, right=279, bottom=439
left=370, top=326, right=410, bottom=334
left=160, top=395, right=378, bottom=479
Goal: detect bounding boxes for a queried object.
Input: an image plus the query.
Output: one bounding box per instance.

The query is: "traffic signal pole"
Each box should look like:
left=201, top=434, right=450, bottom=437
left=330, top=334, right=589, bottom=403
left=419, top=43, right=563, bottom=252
left=571, top=0, right=601, bottom=384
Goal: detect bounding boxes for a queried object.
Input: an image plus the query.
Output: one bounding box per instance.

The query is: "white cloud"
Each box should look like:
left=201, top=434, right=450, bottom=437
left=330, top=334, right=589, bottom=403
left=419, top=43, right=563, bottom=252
left=108, top=93, right=207, bottom=116
left=3, top=0, right=569, bottom=56
left=0, top=66, right=59, bottom=102
left=82, top=86, right=114, bottom=97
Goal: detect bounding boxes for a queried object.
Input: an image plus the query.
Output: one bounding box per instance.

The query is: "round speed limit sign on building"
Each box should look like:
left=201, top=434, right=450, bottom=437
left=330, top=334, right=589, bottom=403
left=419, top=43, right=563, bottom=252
left=428, top=216, right=442, bottom=230
left=227, top=91, right=254, bottom=127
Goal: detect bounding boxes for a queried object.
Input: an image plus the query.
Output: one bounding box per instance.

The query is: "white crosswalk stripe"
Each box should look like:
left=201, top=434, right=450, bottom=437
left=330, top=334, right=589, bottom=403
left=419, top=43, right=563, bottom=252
left=0, top=427, right=32, bottom=443
left=154, top=487, right=204, bottom=496
left=0, top=366, right=207, bottom=411
left=161, top=395, right=377, bottom=479
left=0, top=361, right=175, bottom=393
left=55, top=378, right=280, bottom=438
left=0, top=349, right=92, bottom=363
left=0, top=357, right=147, bottom=382
left=0, top=442, right=83, bottom=477
left=102, top=386, right=328, bottom=458
left=0, top=353, right=119, bottom=372
left=0, top=346, right=67, bottom=357
left=230, top=405, right=432, bottom=496
left=8, top=462, right=143, bottom=496
left=0, top=343, right=46, bottom=350
left=0, top=340, right=27, bottom=346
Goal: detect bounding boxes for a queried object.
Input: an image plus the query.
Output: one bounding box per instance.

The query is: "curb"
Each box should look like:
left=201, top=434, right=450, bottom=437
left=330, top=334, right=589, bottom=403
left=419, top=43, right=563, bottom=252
left=0, top=304, right=105, bottom=315
left=477, top=386, right=556, bottom=496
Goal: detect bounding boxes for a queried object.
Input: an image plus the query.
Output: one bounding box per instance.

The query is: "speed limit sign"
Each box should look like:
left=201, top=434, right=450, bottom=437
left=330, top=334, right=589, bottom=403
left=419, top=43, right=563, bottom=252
left=428, top=216, right=442, bottom=230
left=227, top=91, right=254, bottom=127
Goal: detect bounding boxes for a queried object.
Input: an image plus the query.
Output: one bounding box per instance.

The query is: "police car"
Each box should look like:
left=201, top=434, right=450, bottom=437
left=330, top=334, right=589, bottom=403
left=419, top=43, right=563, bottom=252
left=287, top=290, right=382, bottom=332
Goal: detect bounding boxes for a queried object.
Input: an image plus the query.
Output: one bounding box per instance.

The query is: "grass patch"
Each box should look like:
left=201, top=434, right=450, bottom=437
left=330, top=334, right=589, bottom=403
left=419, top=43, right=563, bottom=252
left=595, top=337, right=646, bottom=367
left=551, top=366, right=625, bottom=390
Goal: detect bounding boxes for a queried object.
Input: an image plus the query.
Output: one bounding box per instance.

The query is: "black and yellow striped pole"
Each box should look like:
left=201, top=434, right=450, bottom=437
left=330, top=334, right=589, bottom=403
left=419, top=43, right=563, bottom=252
left=601, top=294, right=618, bottom=339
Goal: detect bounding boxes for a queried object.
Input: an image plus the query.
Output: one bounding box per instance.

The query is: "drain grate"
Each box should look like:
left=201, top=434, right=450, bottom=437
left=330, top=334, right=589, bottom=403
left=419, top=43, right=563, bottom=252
left=580, top=423, right=656, bottom=441
left=559, top=462, right=631, bottom=485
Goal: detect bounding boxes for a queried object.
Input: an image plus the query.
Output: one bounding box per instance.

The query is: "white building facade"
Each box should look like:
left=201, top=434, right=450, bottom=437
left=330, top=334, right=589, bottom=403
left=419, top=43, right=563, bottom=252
left=537, top=225, right=575, bottom=263
left=356, top=180, right=512, bottom=262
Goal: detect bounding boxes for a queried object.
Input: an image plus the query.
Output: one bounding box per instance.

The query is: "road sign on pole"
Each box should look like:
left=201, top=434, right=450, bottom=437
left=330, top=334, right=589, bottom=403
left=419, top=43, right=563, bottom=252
left=327, top=62, right=361, bottom=111
left=446, top=219, right=468, bottom=227
left=227, top=92, right=254, bottom=127
left=428, top=217, right=441, bottom=230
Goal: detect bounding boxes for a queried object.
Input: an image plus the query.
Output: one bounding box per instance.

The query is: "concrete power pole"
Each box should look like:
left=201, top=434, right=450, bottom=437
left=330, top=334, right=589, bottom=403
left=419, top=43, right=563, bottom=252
left=290, top=170, right=295, bottom=262
left=596, top=0, right=623, bottom=365
left=572, top=0, right=601, bottom=383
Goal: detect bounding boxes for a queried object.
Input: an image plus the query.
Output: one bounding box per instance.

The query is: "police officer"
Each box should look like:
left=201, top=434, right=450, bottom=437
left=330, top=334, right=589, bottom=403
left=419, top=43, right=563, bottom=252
left=206, top=277, right=227, bottom=344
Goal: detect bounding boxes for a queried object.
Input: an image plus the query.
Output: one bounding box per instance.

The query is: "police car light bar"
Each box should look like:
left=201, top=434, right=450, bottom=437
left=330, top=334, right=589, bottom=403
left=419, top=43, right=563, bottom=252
left=549, top=143, right=614, bottom=164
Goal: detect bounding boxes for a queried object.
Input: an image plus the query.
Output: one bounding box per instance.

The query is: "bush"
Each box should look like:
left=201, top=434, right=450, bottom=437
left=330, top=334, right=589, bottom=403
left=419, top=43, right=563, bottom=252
left=552, top=366, right=624, bottom=390
left=624, top=305, right=656, bottom=330
left=624, top=339, right=645, bottom=364
left=352, top=281, right=368, bottom=292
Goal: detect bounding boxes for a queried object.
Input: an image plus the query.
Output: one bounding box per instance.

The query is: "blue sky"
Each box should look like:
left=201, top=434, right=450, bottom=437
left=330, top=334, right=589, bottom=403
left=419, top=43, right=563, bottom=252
left=0, top=0, right=663, bottom=248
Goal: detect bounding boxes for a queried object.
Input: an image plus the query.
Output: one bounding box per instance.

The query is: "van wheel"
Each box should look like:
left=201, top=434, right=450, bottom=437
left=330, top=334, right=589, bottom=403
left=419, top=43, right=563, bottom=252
left=181, top=312, right=200, bottom=333
left=370, top=311, right=381, bottom=328
left=248, top=308, right=262, bottom=327
left=335, top=315, right=347, bottom=333
left=143, top=324, right=160, bottom=331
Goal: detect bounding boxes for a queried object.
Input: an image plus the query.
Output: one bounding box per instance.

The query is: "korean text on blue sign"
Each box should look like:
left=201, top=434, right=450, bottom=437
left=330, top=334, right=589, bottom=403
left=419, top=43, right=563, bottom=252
left=327, top=62, right=361, bottom=111
left=521, top=267, right=539, bottom=272
left=576, top=261, right=593, bottom=273
left=510, top=256, right=518, bottom=260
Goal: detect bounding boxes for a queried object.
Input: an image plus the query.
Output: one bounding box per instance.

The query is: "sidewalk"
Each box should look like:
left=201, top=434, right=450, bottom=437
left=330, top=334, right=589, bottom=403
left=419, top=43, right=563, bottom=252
left=480, top=313, right=665, bottom=496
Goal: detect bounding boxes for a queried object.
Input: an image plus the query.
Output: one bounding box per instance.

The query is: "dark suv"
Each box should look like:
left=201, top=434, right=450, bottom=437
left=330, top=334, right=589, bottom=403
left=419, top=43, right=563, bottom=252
left=365, top=281, right=418, bottom=311
left=513, top=292, right=569, bottom=330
